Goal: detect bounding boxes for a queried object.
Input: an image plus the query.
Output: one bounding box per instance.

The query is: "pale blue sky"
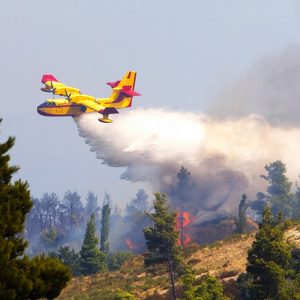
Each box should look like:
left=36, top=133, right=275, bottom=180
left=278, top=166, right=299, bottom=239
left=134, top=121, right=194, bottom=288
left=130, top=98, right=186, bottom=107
left=1, top=0, right=300, bottom=208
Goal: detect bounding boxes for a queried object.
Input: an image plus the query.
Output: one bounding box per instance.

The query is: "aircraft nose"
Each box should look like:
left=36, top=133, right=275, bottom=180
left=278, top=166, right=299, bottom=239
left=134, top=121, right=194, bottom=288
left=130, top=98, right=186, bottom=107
left=37, top=102, right=50, bottom=116
left=37, top=102, right=48, bottom=109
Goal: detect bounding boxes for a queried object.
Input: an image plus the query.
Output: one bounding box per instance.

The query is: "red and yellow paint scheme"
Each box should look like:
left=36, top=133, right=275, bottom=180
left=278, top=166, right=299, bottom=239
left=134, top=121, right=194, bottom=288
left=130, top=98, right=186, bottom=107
left=37, top=71, right=140, bottom=123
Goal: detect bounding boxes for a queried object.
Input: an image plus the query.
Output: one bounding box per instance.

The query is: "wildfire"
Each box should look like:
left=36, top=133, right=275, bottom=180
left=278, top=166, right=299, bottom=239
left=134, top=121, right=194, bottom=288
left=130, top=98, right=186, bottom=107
left=181, top=211, right=192, bottom=226
left=125, top=238, right=137, bottom=250
left=176, top=210, right=193, bottom=246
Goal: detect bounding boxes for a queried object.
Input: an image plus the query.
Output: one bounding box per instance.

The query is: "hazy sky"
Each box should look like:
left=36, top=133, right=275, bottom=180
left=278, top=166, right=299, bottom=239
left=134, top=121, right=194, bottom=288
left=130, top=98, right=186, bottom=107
left=1, top=0, right=300, bottom=209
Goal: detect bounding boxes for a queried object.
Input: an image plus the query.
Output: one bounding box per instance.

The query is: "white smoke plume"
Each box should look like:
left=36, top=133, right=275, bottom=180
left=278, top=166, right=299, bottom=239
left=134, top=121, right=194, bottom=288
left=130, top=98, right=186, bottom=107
left=74, top=46, right=300, bottom=222
left=75, top=109, right=300, bottom=221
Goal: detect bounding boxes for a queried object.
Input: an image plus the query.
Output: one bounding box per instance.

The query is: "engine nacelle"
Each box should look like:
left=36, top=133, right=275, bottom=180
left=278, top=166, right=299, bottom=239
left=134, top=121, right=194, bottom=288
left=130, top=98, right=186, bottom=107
left=41, top=86, right=52, bottom=92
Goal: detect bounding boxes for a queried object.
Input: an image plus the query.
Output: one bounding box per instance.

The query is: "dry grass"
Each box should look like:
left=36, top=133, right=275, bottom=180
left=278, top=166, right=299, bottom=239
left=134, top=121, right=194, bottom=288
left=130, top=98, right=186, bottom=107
left=57, top=256, right=170, bottom=300
left=188, top=234, right=255, bottom=280
left=285, top=227, right=300, bottom=247
left=57, top=226, right=300, bottom=299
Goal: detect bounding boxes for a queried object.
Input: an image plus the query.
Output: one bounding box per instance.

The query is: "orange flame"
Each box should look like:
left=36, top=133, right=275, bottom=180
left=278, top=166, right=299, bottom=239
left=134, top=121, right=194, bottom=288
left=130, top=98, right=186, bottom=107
left=184, top=233, right=192, bottom=245
left=176, top=210, right=193, bottom=246
left=125, top=238, right=137, bottom=249
left=182, top=211, right=192, bottom=226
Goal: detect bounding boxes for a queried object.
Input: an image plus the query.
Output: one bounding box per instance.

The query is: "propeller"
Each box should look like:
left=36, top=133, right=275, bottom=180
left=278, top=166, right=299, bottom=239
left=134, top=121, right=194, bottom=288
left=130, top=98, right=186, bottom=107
left=65, top=89, right=72, bottom=102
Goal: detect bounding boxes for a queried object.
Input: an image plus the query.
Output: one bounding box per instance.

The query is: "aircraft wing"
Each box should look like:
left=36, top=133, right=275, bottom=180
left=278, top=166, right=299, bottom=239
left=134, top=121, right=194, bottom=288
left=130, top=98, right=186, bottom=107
left=53, top=84, right=81, bottom=96
left=77, top=100, right=119, bottom=116
left=77, top=100, right=106, bottom=113
left=41, top=74, right=81, bottom=96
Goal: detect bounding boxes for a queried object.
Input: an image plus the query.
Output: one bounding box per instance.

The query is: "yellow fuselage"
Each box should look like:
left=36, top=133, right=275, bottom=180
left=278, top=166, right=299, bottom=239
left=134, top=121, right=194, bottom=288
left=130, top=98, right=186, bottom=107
left=37, top=100, right=94, bottom=117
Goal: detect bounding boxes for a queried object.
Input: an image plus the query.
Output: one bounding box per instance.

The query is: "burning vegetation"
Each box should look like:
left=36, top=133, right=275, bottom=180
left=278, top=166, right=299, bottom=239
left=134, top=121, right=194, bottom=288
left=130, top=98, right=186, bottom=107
left=125, top=239, right=137, bottom=250
left=176, top=210, right=193, bottom=247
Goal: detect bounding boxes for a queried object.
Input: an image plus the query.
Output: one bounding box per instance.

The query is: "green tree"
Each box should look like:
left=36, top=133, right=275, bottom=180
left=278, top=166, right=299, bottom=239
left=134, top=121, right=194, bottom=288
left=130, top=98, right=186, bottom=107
left=292, top=183, right=300, bottom=220
left=126, top=189, right=149, bottom=215
left=0, top=119, right=71, bottom=299
left=40, top=227, right=59, bottom=250
left=143, top=192, right=182, bottom=300
left=241, top=205, right=293, bottom=299
left=85, top=191, right=99, bottom=217
left=235, top=194, right=248, bottom=234
left=49, top=246, right=80, bottom=276
left=169, top=166, right=193, bottom=212
left=124, top=189, right=150, bottom=253
left=79, top=214, right=106, bottom=275
left=262, top=161, right=292, bottom=197
left=0, top=129, right=33, bottom=299
left=108, top=251, right=133, bottom=271
left=114, top=289, right=136, bottom=300
left=182, top=267, right=229, bottom=300
left=28, top=255, right=71, bottom=300
left=100, top=193, right=111, bottom=254
left=261, top=161, right=293, bottom=217
left=62, top=190, right=84, bottom=230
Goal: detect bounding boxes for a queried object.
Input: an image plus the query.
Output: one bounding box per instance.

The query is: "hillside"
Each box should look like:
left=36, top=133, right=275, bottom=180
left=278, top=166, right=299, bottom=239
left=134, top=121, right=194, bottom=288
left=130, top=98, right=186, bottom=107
left=57, top=226, right=300, bottom=300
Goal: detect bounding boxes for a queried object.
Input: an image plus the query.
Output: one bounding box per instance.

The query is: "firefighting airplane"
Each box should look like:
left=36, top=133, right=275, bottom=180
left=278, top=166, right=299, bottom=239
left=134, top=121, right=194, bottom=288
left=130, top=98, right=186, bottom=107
left=37, top=71, right=141, bottom=123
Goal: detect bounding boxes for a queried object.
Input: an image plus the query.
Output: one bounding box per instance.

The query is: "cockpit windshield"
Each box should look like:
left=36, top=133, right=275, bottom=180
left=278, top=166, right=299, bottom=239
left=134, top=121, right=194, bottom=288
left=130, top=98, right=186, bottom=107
left=45, top=101, right=56, bottom=106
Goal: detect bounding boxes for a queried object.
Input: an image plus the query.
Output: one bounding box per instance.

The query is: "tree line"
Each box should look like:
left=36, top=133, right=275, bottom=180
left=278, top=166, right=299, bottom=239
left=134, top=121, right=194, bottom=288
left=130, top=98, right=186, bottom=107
left=25, top=187, right=151, bottom=256
left=24, top=159, right=300, bottom=299
left=235, top=160, right=300, bottom=235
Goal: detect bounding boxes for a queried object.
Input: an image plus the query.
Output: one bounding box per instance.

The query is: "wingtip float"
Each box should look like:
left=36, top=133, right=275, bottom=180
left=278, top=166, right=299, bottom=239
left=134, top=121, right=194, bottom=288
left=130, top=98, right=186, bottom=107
left=37, top=71, right=141, bottom=123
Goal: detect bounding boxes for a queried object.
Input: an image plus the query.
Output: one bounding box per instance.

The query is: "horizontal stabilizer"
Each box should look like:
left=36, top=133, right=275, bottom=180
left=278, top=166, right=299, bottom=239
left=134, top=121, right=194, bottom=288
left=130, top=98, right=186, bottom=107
left=107, top=80, right=120, bottom=88
left=121, top=88, right=141, bottom=97
left=42, top=74, right=58, bottom=84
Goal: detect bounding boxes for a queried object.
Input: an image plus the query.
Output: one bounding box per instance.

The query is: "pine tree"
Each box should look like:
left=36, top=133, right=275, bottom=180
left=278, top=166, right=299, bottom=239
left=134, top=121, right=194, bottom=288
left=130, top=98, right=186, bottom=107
left=79, top=214, right=106, bottom=275
left=62, top=190, right=84, bottom=230
left=85, top=191, right=98, bottom=217
left=108, top=251, right=133, bottom=271
left=242, top=205, right=293, bottom=299
left=169, top=166, right=191, bottom=205
left=50, top=246, right=80, bottom=275
left=261, top=161, right=293, bottom=217
left=126, top=189, right=149, bottom=215
left=262, top=161, right=292, bottom=197
left=0, top=131, right=33, bottom=299
left=28, top=255, right=72, bottom=300
left=168, top=166, right=196, bottom=214
left=124, top=189, right=150, bottom=253
left=291, top=181, right=300, bottom=220
left=0, top=119, right=71, bottom=299
left=143, top=192, right=182, bottom=300
left=100, top=193, right=111, bottom=254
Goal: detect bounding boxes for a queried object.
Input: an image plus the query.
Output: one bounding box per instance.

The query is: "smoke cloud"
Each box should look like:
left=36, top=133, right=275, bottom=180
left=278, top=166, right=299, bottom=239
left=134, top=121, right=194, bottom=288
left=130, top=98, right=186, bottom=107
left=210, top=45, right=300, bottom=125
left=75, top=110, right=300, bottom=222
left=74, top=46, right=300, bottom=222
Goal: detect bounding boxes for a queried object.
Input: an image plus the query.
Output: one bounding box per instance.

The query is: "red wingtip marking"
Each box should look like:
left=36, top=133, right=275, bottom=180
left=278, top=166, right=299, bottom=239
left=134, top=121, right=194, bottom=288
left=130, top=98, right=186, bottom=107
left=42, top=74, right=58, bottom=83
